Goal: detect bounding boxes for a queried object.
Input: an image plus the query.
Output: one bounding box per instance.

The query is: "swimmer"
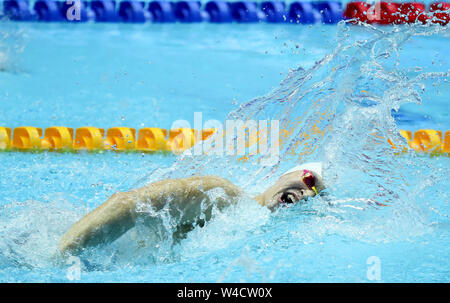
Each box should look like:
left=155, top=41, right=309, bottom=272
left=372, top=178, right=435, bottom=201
left=58, top=162, right=325, bottom=256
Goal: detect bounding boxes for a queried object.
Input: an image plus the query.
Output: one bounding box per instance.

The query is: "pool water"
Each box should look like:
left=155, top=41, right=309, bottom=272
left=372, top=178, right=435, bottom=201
left=0, top=17, right=449, bottom=282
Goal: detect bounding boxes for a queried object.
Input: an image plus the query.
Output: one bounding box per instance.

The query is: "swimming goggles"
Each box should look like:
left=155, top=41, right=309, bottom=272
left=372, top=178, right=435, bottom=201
left=301, top=169, right=318, bottom=195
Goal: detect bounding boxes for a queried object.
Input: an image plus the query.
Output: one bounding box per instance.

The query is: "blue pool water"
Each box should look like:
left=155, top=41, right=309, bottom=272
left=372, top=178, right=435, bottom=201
left=0, top=17, right=449, bottom=282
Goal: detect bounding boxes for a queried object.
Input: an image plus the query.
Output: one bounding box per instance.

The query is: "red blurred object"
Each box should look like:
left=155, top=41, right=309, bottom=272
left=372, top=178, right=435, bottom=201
left=429, top=2, right=450, bottom=25
left=344, top=1, right=371, bottom=23
left=344, top=1, right=401, bottom=25
left=398, top=2, right=428, bottom=24
left=375, top=1, right=400, bottom=24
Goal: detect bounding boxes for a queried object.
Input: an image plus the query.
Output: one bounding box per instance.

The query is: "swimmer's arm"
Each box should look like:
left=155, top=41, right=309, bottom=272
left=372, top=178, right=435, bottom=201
left=58, top=191, right=136, bottom=256
left=135, top=176, right=242, bottom=213
left=58, top=176, right=241, bottom=255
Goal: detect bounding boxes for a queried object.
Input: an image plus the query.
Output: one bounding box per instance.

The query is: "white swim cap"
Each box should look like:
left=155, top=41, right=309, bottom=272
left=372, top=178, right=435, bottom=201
left=282, top=162, right=323, bottom=178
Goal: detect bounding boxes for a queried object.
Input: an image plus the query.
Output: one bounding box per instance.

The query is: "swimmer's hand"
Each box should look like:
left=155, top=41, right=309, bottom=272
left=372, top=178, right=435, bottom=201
left=58, top=176, right=241, bottom=256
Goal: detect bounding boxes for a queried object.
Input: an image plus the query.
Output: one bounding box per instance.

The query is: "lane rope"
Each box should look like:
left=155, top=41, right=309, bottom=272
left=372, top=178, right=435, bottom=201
left=0, top=126, right=448, bottom=155
left=1, top=1, right=449, bottom=26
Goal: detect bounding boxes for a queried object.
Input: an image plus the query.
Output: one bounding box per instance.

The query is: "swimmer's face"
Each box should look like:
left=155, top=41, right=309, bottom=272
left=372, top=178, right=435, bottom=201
left=258, top=170, right=325, bottom=211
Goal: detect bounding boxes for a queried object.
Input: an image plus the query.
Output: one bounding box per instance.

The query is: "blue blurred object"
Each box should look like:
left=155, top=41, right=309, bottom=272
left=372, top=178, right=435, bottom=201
left=118, top=1, right=151, bottom=22
left=313, top=1, right=343, bottom=24
left=231, top=1, right=262, bottom=23
left=261, top=1, right=287, bottom=23
left=391, top=109, right=432, bottom=124
left=289, top=1, right=321, bottom=24
left=34, top=0, right=63, bottom=21
left=174, top=1, right=206, bottom=22
left=205, top=1, right=232, bottom=23
left=149, top=1, right=176, bottom=22
left=60, top=1, right=93, bottom=22
left=91, top=0, right=118, bottom=22
left=3, top=0, right=33, bottom=21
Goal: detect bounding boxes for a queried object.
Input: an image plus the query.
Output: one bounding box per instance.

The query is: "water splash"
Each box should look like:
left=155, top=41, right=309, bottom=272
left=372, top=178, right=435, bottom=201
left=0, top=23, right=26, bottom=73
left=139, top=21, right=450, bottom=246
left=0, top=197, right=84, bottom=277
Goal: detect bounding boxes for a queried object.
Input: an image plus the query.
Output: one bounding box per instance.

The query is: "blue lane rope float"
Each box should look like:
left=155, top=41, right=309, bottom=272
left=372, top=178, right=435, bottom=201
left=231, top=1, right=264, bottom=22
left=289, top=1, right=322, bottom=24
left=205, top=0, right=233, bottom=22
left=1, top=1, right=448, bottom=25
left=261, top=1, right=287, bottom=23
left=90, top=0, right=118, bottom=22
left=175, top=1, right=208, bottom=22
left=149, top=1, right=176, bottom=22
left=118, top=1, right=152, bottom=23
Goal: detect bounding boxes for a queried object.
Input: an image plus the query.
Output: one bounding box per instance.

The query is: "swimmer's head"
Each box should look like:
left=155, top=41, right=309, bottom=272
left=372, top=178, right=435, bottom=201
left=256, top=165, right=325, bottom=210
